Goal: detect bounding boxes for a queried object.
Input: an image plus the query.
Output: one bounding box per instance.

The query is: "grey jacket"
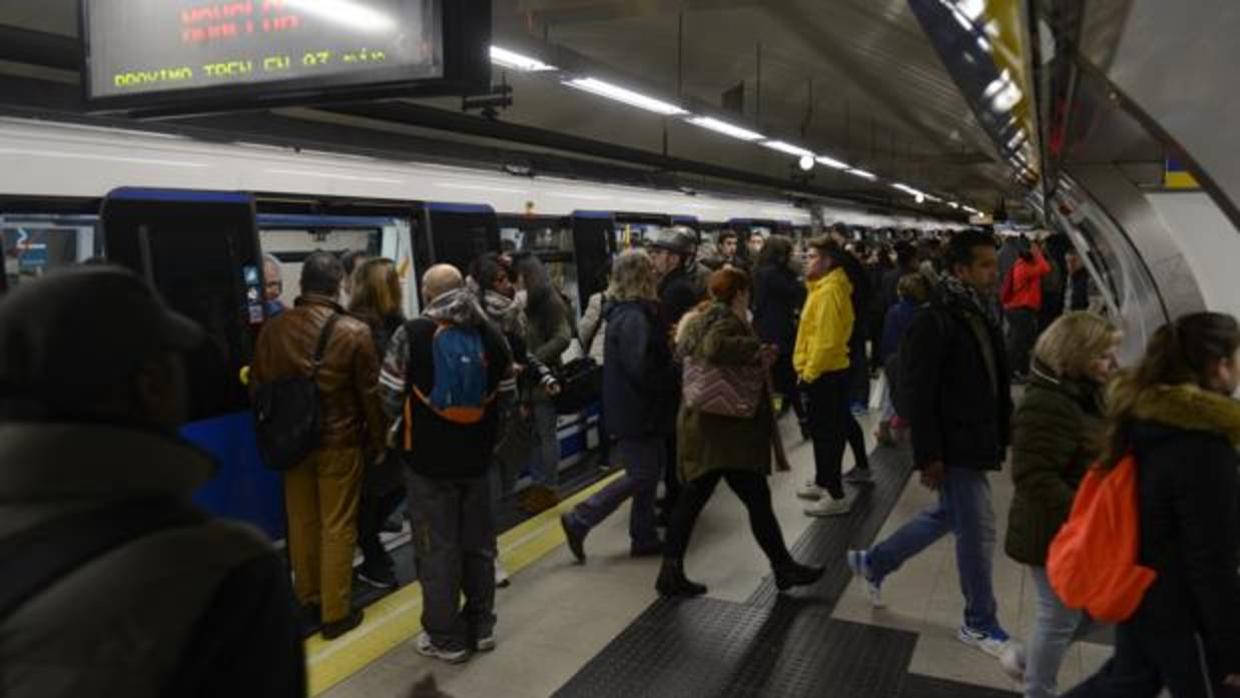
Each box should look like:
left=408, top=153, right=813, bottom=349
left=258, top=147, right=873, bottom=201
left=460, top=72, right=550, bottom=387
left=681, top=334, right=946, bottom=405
left=0, top=423, right=304, bottom=698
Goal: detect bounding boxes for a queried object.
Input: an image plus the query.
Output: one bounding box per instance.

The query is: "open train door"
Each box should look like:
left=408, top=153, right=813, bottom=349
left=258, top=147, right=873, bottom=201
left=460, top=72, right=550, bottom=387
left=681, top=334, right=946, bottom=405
left=570, top=211, right=617, bottom=311
left=99, top=187, right=285, bottom=539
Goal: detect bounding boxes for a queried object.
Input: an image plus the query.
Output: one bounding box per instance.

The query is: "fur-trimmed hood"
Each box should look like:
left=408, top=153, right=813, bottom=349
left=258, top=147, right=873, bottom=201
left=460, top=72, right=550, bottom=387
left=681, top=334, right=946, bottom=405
left=1130, top=383, right=1240, bottom=445
left=675, top=302, right=739, bottom=358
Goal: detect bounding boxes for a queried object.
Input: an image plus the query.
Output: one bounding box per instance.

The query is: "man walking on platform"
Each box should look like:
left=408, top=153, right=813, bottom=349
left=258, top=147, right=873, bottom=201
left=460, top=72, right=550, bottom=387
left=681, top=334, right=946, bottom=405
left=380, top=265, right=512, bottom=663
left=253, top=251, right=386, bottom=640
left=848, top=230, right=1019, bottom=662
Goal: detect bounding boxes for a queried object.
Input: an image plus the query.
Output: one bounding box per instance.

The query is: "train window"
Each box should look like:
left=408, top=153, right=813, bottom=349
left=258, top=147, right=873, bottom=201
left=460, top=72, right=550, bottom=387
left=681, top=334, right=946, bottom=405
left=1, top=215, right=101, bottom=288
left=258, top=228, right=382, bottom=309
left=419, top=206, right=500, bottom=281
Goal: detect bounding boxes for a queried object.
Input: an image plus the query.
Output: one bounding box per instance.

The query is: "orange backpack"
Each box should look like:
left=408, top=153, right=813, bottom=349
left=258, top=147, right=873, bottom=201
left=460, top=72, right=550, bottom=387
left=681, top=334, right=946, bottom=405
left=1046, top=453, right=1158, bottom=622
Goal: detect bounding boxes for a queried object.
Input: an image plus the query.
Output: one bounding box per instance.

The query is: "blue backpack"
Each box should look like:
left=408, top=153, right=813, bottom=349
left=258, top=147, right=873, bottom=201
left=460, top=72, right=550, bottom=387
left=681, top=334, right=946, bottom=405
left=409, top=322, right=492, bottom=426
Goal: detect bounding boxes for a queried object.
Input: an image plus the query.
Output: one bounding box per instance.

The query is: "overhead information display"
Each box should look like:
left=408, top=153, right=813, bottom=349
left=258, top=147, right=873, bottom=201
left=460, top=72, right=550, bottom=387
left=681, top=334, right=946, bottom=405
left=83, top=0, right=460, bottom=110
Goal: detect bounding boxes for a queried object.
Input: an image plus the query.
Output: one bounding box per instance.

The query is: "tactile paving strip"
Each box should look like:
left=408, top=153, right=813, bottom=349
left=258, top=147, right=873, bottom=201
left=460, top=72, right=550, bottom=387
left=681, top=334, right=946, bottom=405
left=553, top=597, right=918, bottom=698
left=897, top=673, right=1020, bottom=698
left=746, top=444, right=914, bottom=606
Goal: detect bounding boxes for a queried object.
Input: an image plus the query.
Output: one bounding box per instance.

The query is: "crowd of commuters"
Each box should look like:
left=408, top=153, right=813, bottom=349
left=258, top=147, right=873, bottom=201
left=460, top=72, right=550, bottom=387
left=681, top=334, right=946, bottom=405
left=6, top=222, right=1240, bottom=698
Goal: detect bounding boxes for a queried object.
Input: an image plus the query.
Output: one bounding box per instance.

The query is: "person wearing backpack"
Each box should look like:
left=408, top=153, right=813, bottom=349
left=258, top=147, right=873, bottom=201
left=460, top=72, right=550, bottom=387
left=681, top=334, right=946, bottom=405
left=379, top=265, right=512, bottom=664
left=848, top=230, right=1019, bottom=663
left=1002, top=312, right=1119, bottom=697
left=1062, top=313, right=1240, bottom=698
left=0, top=266, right=305, bottom=697
left=252, top=251, right=386, bottom=640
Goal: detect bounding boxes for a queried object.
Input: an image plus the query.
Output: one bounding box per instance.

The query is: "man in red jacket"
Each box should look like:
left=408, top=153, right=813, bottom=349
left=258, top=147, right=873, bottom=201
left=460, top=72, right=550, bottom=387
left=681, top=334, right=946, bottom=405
left=1001, top=238, right=1051, bottom=381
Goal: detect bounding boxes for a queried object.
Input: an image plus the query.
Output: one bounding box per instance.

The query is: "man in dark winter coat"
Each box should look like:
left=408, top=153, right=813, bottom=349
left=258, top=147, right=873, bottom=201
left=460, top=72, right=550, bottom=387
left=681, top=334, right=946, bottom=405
left=848, top=230, right=1018, bottom=664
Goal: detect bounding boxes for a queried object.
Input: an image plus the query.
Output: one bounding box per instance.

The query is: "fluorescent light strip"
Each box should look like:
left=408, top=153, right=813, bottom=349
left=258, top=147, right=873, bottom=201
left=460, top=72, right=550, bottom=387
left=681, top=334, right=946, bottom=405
left=762, top=140, right=815, bottom=158
left=845, top=168, right=877, bottom=181
left=688, top=116, right=764, bottom=142
left=891, top=183, right=923, bottom=196
left=564, top=78, right=687, bottom=116
left=489, top=46, right=557, bottom=72
left=815, top=155, right=850, bottom=170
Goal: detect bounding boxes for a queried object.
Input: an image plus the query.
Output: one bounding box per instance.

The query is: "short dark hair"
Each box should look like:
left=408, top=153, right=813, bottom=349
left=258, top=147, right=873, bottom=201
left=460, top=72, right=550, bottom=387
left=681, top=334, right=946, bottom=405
left=719, top=231, right=738, bottom=243
left=302, top=251, right=345, bottom=296
left=468, top=252, right=510, bottom=293
left=945, top=230, right=996, bottom=271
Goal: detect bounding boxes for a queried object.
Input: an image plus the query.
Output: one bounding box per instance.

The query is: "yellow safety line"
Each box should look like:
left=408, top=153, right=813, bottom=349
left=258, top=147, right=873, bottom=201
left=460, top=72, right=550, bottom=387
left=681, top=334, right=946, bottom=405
left=306, top=471, right=623, bottom=696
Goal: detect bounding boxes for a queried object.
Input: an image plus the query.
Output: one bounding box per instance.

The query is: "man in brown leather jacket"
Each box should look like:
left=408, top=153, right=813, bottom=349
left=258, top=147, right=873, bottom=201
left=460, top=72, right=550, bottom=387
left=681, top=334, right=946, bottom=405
left=252, top=251, right=386, bottom=639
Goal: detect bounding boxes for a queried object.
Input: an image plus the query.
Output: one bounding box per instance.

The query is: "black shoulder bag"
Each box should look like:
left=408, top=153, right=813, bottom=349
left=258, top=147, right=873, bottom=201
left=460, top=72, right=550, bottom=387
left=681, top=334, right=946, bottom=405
left=254, top=313, right=342, bottom=471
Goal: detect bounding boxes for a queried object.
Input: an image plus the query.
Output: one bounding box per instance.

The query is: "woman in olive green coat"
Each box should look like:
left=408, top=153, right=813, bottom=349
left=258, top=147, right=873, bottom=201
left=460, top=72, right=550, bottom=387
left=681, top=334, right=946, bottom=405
left=656, top=268, right=823, bottom=598
left=1003, top=312, right=1119, bottom=698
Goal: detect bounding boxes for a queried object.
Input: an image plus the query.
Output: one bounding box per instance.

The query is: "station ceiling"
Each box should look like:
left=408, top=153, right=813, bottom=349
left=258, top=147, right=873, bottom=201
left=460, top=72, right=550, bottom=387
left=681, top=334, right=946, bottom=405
left=0, top=0, right=1025, bottom=213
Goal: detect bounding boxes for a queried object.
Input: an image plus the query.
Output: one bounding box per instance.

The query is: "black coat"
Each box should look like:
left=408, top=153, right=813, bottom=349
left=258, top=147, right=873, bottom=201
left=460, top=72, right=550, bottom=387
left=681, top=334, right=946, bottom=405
left=1125, top=400, right=1240, bottom=674
left=902, top=292, right=1012, bottom=471
left=602, top=300, right=679, bottom=438
left=752, top=262, right=805, bottom=353
left=658, top=266, right=703, bottom=330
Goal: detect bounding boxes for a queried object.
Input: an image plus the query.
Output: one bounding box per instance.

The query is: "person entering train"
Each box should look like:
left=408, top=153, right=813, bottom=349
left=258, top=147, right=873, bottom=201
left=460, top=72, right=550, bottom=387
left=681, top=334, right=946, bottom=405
left=348, top=258, right=408, bottom=590
left=379, top=265, right=512, bottom=663
left=795, top=237, right=860, bottom=517
left=1063, top=312, right=1240, bottom=698
left=262, top=253, right=288, bottom=318
left=561, top=250, right=679, bottom=562
left=848, top=229, right=1017, bottom=662
left=0, top=266, right=305, bottom=696
left=656, top=268, right=824, bottom=597
left=1001, top=312, right=1119, bottom=696
left=513, top=255, right=573, bottom=515
left=646, top=227, right=705, bottom=522
left=252, top=251, right=386, bottom=640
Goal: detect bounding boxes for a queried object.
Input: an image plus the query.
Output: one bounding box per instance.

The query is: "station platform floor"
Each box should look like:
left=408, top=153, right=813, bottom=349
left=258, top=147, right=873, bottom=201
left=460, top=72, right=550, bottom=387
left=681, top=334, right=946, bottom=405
left=312, top=409, right=1113, bottom=698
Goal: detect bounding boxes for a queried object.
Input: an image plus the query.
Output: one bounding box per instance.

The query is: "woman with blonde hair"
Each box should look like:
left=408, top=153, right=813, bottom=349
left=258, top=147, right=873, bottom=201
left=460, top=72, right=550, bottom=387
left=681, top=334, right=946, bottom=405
left=349, top=257, right=407, bottom=588
left=1003, top=311, right=1120, bottom=695
left=561, top=250, right=679, bottom=561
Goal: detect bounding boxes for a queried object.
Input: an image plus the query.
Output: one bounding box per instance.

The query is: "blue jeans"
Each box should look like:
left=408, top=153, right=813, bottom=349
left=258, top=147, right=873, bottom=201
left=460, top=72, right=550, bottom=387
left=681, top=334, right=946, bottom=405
left=529, top=399, right=560, bottom=487
left=867, top=467, right=1000, bottom=632
left=567, top=437, right=664, bottom=548
left=1026, top=566, right=1094, bottom=698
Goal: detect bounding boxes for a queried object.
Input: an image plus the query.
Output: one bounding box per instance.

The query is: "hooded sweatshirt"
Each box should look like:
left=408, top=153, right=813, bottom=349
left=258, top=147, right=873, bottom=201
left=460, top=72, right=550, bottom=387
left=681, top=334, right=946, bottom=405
left=793, top=267, right=854, bottom=382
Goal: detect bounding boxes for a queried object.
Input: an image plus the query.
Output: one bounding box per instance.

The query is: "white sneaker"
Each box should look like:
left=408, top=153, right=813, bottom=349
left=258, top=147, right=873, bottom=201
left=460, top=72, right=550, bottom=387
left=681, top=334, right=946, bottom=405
left=476, top=634, right=497, bottom=652
left=846, top=549, right=884, bottom=608
left=797, top=481, right=829, bottom=500
left=999, top=643, right=1026, bottom=682
left=958, top=625, right=1017, bottom=660
left=805, top=494, right=852, bottom=517
left=415, top=632, right=470, bottom=664
left=495, top=560, right=511, bottom=588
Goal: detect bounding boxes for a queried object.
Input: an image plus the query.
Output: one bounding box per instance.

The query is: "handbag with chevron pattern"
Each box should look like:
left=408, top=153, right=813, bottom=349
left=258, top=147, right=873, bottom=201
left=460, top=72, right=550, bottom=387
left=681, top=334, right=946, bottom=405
left=681, top=356, right=766, bottom=418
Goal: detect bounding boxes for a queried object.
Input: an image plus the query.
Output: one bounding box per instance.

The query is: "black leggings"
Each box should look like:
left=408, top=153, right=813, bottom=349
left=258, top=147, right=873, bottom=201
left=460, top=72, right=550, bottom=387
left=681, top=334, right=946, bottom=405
left=846, top=413, right=869, bottom=471
left=664, top=469, right=792, bottom=568
left=358, top=486, right=405, bottom=565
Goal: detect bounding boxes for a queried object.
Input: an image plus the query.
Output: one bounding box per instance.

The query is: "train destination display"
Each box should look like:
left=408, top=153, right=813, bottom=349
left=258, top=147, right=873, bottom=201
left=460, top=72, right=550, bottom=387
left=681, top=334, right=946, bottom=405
left=83, top=0, right=456, bottom=109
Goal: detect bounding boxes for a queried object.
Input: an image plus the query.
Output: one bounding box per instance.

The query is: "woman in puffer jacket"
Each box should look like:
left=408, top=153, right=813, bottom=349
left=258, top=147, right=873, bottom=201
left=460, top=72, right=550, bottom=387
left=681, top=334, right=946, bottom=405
left=1003, top=312, right=1119, bottom=698
left=1064, top=312, right=1240, bottom=698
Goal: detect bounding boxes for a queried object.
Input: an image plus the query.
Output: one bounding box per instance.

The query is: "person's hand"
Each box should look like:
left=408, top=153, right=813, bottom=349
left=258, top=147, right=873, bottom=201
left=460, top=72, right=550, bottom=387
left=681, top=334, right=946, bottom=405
left=546, top=381, right=562, bottom=396
left=512, top=363, right=526, bottom=376
left=920, top=461, right=946, bottom=490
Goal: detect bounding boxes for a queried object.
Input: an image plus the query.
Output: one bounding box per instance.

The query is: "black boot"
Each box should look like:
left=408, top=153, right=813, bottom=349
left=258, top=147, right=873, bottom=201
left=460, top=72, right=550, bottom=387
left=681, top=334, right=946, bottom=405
left=656, top=558, right=708, bottom=598
left=774, top=561, right=825, bottom=592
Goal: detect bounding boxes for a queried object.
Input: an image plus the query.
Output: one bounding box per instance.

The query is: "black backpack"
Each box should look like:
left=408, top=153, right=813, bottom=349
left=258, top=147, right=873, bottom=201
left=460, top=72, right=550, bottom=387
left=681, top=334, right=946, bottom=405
left=253, top=314, right=341, bottom=471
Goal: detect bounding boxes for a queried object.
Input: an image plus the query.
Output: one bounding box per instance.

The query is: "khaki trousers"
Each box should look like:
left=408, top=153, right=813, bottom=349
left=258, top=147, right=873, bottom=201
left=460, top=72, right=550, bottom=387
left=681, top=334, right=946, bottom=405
left=284, top=447, right=363, bottom=623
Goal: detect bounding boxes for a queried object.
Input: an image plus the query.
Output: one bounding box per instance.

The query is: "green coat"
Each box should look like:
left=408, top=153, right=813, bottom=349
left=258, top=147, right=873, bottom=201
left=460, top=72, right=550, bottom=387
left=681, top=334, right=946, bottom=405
left=1004, top=361, right=1105, bottom=566
left=676, top=303, right=775, bottom=483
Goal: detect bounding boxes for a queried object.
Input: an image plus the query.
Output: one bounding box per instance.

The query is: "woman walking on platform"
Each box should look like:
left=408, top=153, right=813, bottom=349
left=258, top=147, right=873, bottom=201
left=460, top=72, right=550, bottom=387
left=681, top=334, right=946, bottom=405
left=657, top=268, right=824, bottom=597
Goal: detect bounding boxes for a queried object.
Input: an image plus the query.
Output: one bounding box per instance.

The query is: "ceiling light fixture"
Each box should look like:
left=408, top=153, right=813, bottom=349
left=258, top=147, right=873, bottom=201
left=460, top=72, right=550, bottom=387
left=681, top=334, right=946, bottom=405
left=762, top=140, right=815, bottom=158
left=798, top=155, right=815, bottom=171
left=489, top=46, right=557, bottom=72
left=564, top=78, right=688, bottom=116
left=845, top=168, right=878, bottom=181
left=688, top=116, right=765, bottom=142
left=815, top=155, right=850, bottom=169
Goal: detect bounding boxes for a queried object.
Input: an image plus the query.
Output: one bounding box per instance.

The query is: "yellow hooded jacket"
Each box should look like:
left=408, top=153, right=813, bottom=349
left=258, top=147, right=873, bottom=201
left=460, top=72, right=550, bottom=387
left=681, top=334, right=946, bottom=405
left=793, top=267, right=854, bottom=382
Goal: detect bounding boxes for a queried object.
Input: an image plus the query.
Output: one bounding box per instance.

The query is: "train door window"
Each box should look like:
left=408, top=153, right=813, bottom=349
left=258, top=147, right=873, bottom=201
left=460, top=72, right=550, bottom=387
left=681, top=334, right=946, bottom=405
left=418, top=205, right=500, bottom=282
left=521, top=223, right=580, bottom=317
left=1, top=215, right=101, bottom=289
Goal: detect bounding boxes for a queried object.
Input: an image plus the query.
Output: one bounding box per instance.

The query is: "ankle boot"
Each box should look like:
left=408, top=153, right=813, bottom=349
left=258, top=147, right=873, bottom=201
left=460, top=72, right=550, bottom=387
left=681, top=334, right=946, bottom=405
left=656, top=558, right=708, bottom=598
left=774, top=560, right=825, bottom=592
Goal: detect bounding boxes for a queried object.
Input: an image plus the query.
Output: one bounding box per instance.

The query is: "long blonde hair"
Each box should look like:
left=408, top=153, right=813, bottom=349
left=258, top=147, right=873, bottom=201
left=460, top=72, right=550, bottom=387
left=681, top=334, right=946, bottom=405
left=1033, top=312, right=1117, bottom=379
left=1102, top=312, right=1240, bottom=467
left=349, top=258, right=401, bottom=324
left=607, top=249, right=658, bottom=302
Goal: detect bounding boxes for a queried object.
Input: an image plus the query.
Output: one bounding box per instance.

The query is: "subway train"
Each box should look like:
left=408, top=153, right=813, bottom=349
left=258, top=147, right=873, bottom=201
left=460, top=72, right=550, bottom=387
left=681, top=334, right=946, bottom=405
left=0, top=115, right=962, bottom=541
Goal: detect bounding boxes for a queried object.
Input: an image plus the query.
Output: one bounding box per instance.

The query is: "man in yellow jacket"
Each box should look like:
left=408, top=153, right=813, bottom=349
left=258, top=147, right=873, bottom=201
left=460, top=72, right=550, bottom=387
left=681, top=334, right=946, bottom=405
left=793, top=237, right=856, bottom=516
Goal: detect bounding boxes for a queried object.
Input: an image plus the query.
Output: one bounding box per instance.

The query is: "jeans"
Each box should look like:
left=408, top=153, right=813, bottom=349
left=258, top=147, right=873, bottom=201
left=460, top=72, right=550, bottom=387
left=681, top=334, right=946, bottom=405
left=405, top=470, right=496, bottom=652
left=868, top=467, right=1000, bottom=632
left=567, top=437, right=664, bottom=548
left=529, top=399, right=560, bottom=488
left=1026, top=566, right=1095, bottom=698
left=804, top=370, right=851, bottom=499
left=1007, top=307, right=1039, bottom=377
left=664, top=470, right=792, bottom=568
